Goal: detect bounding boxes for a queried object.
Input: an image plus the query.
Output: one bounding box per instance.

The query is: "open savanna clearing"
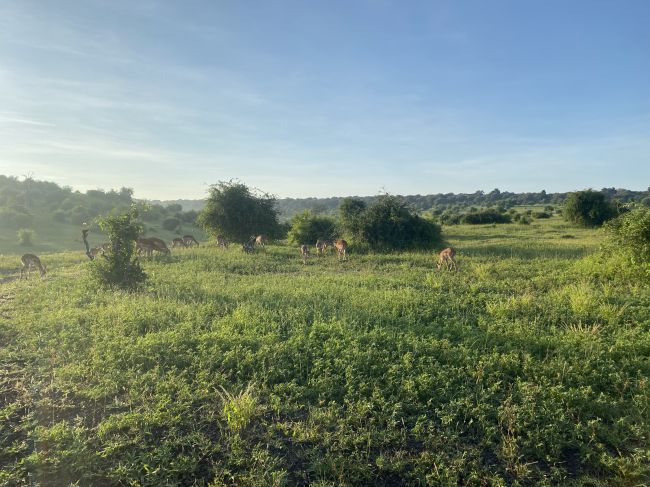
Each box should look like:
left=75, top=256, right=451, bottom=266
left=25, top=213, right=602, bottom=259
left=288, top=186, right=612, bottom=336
left=1, top=218, right=648, bottom=486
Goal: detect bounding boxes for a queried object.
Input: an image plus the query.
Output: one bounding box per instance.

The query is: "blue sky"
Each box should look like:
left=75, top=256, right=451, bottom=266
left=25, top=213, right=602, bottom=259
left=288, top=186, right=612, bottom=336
left=1, top=0, right=649, bottom=199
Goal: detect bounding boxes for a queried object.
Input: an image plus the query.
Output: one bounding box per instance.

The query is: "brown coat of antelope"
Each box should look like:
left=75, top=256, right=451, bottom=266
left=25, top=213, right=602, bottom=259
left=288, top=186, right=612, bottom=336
left=215, top=234, right=228, bottom=248
left=315, top=239, right=330, bottom=256
left=253, top=235, right=267, bottom=247
left=20, top=254, right=47, bottom=279
left=436, top=247, right=458, bottom=272
left=182, top=235, right=200, bottom=247
left=333, top=239, right=348, bottom=261
left=137, top=237, right=171, bottom=257
left=171, top=237, right=187, bottom=248
left=300, top=244, right=309, bottom=264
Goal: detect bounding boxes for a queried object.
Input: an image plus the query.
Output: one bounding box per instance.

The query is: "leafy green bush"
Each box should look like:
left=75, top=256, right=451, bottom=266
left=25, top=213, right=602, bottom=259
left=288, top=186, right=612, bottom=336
left=532, top=211, right=551, bottom=219
left=354, top=195, right=442, bottom=250
left=69, top=205, right=90, bottom=225
left=339, top=197, right=367, bottom=237
left=90, top=206, right=146, bottom=290
left=605, top=206, right=650, bottom=266
left=198, top=181, right=280, bottom=243
left=461, top=210, right=511, bottom=224
left=287, top=210, right=337, bottom=245
left=162, top=216, right=181, bottom=231
left=564, top=190, right=615, bottom=227
left=52, top=209, right=67, bottom=222
left=17, top=228, right=35, bottom=246
left=0, top=208, right=33, bottom=227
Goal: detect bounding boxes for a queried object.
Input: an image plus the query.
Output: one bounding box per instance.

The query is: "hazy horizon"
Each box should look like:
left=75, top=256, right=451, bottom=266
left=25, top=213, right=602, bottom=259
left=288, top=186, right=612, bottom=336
left=1, top=1, right=649, bottom=199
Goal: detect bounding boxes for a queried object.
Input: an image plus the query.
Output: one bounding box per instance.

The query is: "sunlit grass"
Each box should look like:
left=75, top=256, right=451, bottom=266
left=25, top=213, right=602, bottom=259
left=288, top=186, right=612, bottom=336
left=0, top=217, right=648, bottom=485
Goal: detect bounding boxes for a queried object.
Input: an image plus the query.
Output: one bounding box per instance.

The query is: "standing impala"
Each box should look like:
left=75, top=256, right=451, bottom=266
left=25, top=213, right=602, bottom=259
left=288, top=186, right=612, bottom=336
left=436, top=247, right=458, bottom=272
left=300, top=244, right=309, bottom=264
left=333, top=239, right=348, bottom=261
left=215, top=235, right=228, bottom=248
left=20, top=254, right=47, bottom=279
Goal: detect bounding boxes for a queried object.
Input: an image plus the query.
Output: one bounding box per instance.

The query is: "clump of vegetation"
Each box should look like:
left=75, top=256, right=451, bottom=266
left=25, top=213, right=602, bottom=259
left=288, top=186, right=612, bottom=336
left=605, top=206, right=650, bottom=268
left=218, top=383, right=258, bottom=432
left=90, top=206, right=146, bottom=290
left=198, top=181, right=280, bottom=243
left=341, top=195, right=442, bottom=250
left=564, top=189, right=615, bottom=227
left=162, top=216, right=181, bottom=232
left=532, top=211, right=551, bottom=219
left=16, top=228, right=35, bottom=246
left=287, top=210, right=337, bottom=245
left=461, top=209, right=512, bottom=224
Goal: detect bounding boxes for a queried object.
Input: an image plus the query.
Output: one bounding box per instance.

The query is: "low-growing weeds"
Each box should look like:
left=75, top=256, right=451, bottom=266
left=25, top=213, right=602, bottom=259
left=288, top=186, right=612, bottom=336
left=0, top=218, right=648, bottom=485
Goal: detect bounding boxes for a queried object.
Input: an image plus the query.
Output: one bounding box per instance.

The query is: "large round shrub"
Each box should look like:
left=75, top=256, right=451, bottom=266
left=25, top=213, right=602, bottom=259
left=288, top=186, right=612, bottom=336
left=356, top=195, right=442, bottom=250
left=605, top=206, right=650, bottom=265
left=564, top=190, right=615, bottom=227
left=287, top=210, right=338, bottom=245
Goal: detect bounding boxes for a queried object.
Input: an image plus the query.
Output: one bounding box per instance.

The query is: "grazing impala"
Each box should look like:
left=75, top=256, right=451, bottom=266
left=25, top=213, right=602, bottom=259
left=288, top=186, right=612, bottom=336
left=182, top=235, right=199, bottom=247
left=215, top=234, right=228, bottom=248
left=254, top=235, right=267, bottom=247
left=171, top=237, right=187, bottom=249
left=333, top=239, right=348, bottom=261
left=315, top=239, right=327, bottom=256
left=300, top=244, right=309, bottom=264
left=436, top=247, right=458, bottom=272
left=137, top=237, right=171, bottom=257
left=20, top=254, right=46, bottom=279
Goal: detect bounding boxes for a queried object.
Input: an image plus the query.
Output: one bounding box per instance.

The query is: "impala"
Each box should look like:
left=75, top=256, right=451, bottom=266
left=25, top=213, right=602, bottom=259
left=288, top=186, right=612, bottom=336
left=137, top=237, right=171, bottom=257
left=89, top=246, right=104, bottom=259
left=300, top=244, right=309, bottom=264
left=254, top=235, right=267, bottom=247
left=182, top=235, right=200, bottom=247
left=215, top=234, right=228, bottom=248
left=333, top=239, right=348, bottom=261
left=436, top=247, right=458, bottom=272
left=20, top=254, right=46, bottom=279
left=242, top=240, right=255, bottom=254
left=171, top=237, right=187, bottom=248
left=315, top=239, right=327, bottom=256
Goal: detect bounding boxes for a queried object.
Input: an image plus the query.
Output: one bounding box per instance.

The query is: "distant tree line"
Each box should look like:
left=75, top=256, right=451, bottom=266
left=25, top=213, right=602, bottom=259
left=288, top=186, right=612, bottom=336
left=0, top=175, right=198, bottom=232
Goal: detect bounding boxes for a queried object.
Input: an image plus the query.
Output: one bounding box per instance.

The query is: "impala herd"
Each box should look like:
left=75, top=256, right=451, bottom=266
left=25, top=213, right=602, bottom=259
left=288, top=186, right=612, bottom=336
left=17, top=233, right=458, bottom=279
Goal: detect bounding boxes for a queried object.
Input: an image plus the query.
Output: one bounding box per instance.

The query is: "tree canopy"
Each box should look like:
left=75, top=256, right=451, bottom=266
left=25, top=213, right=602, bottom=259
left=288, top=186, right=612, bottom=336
left=198, top=181, right=280, bottom=243
left=564, top=190, right=615, bottom=227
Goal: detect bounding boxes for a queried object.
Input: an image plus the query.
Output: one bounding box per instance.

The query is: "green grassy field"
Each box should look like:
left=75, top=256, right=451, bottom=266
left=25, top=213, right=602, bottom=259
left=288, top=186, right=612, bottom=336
left=1, top=217, right=648, bottom=486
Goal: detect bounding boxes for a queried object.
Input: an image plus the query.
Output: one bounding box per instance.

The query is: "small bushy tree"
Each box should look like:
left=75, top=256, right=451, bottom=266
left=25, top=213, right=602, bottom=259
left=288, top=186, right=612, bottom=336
left=287, top=210, right=338, bottom=245
left=198, top=181, right=280, bottom=243
left=605, top=206, right=650, bottom=265
left=90, top=206, right=146, bottom=290
left=354, top=195, right=442, bottom=250
left=564, top=190, right=615, bottom=227
left=162, top=216, right=181, bottom=231
left=461, top=210, right=511, bottom=224
left=17, top=228, right=35, bottom=246
left=339, top=197, right=367, bottom=237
